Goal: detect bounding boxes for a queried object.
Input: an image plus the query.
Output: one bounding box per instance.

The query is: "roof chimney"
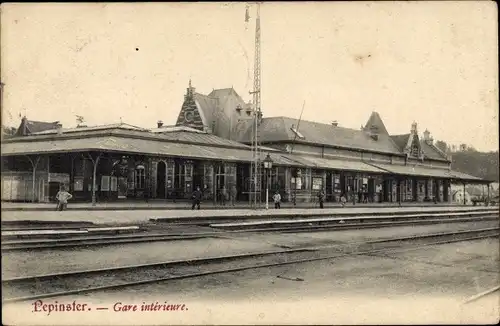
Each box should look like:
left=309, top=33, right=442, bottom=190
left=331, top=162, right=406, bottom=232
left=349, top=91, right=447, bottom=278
left=423, top=129, right=433, bottom=144
left=56, top=123, right=63, bottom=135
left=331, top=121, right=338, bottom=127
left=157, top=120, right=163, bottom=128
left=411, top=121, right=418, bottom=135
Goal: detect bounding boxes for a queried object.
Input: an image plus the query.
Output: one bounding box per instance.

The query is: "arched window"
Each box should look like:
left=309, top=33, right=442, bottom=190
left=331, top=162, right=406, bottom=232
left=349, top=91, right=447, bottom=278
left=135, top=165, right=145, bottom=190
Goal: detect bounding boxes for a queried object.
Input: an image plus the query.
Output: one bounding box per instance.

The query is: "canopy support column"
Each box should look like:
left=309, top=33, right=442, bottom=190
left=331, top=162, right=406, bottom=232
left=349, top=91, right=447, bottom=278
left=463, top=182, right=466, bottom=205
left=398, top=177, right=402, bottom=207
left=86, top=152, right=103, bottom=206
left=26, top=155, right=41, bottom=203
left=487, top=182, right=491, bottom=206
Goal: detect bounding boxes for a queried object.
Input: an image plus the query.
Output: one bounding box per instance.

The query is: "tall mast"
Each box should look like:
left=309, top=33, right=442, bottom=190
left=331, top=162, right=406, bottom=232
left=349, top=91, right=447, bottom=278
left=249, top=3, right=262, bottom=208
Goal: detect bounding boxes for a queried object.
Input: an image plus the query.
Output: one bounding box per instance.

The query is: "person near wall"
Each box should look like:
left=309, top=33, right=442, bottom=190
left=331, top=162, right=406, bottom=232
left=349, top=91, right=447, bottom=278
left=55, top=186, right=73, bottom=211
left=191, top=186, right=203, bottom=210
left=220, top=185, right=227, bottom=206
left=318, top=190, right=325, bottom=209
left=273, top=191, right=281, bottom=209
left=340, top=193, right=347, bottom=208
left=230, top=185, right=237, bottom=206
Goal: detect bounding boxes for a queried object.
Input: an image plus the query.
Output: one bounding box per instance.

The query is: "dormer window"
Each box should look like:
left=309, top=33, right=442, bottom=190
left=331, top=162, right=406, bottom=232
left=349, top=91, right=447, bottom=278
left=411, top=145, right=419, bottom=157
left=291, top=126, right=305, bottom=139
left=236, top=105, right=242, bottom=115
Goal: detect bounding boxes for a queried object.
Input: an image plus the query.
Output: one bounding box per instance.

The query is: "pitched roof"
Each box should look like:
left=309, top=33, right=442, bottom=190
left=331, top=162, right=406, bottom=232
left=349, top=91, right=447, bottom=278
left=389, top=133, right=449, bottom=162
left=158, top=131, right=250, bottom=149
left=150, top=125, right=205, bottom=133
left=363, top=111, right=389, bottom=135
left=6, top=124, right=250, bottom=150
left=420, top=140, right=450, bottom=161
left=193, top=92, right=218, bottom=127
left=208, top=88, right=236, bottom=99
left=235, top=116, right=403, bottom=155
left=15, top=118, right=60, bottom=136
left=390, top=134, right=410, bottom=151
left=30, top=123, right=147, bottom=135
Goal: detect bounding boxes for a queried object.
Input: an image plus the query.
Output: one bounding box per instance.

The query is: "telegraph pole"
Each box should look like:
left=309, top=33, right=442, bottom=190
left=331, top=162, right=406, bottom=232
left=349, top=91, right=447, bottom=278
left=249, top=2, right=262, bottom=209
left=0, top=82, right=4, bottom=112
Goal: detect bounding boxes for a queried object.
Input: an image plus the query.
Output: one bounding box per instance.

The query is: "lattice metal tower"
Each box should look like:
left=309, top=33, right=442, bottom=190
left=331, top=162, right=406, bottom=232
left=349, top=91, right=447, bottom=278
left=249, top=3, right=262, bottom=208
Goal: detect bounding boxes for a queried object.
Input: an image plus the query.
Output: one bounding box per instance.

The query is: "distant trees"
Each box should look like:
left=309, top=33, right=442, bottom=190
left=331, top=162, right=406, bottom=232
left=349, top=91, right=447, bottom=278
left=451, top=150, right=499, bottom=182
left=435, top=140, right=448, bottom=153
left=430, top=139, right=498, bottom=181
left=1, top=125, right=16, bottom=138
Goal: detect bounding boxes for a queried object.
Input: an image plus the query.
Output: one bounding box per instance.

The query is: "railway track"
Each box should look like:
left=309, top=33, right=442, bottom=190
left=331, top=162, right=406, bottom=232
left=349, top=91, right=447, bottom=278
left=149, top=207, right=500, bottom=225
left=464, top=286, right=500, bottom=304
left=3, top=227, right=498, bottom=303
left=1, top=213, right=498, bottom=251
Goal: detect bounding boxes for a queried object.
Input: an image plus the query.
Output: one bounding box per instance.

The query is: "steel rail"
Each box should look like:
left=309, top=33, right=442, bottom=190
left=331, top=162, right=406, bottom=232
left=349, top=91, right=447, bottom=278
left=153, top=208, right=499, bottom=225
left=463, top=286, right=500, bottom=304
left=2, top=215, right=498, bottom=251
left=2, top=227, right=498, bottom=303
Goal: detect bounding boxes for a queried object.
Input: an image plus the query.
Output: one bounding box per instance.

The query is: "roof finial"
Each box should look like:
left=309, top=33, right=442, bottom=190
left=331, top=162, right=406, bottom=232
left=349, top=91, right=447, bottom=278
left=411, top=121, right=418, bottom=134
left=186, top=79, right=195, bottom=98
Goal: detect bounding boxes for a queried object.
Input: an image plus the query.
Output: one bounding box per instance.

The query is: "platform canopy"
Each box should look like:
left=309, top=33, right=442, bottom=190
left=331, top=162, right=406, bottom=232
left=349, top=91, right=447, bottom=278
left=0, top=135, right=304, bottom=167
left=284, top=155, right=388, bottom=174
left=369, top=162, right=485, bottom=183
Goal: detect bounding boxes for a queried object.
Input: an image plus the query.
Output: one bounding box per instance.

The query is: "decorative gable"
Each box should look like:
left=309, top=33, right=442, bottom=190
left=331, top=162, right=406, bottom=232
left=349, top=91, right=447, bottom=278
left=175, top=80, right=206, bottom=131
left=404, top=122, right=424, bottom=160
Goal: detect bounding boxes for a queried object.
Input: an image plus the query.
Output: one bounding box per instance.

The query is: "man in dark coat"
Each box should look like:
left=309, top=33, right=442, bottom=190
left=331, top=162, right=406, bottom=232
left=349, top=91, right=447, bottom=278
left=191, top=186, right=203, bottom=210
left=318, top=190, right=325, bottom=209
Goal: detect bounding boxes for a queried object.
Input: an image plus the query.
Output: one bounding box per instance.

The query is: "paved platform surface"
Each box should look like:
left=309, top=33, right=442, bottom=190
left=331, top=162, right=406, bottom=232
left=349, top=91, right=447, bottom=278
left=4, top=237, right=497, bottom=325
left=1, top=206, right=497, bottom=225
left=1, top=200, right=471, bottom=211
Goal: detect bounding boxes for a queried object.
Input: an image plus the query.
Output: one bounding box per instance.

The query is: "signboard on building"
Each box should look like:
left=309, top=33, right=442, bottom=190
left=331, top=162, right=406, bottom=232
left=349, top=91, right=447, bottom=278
left=110, top=177, right=117, bottom=192
left=312, top=177, right=323, bottom=190
left=74, top=178, right=84, bottom=191
left=48, top=173, right=70, bottom=183
left=101, top=176, right=110, bottom=191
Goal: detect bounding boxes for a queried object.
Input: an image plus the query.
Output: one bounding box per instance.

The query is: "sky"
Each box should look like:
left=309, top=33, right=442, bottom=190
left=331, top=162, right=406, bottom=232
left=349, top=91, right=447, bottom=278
left=1, top=2, right=498, bottom=151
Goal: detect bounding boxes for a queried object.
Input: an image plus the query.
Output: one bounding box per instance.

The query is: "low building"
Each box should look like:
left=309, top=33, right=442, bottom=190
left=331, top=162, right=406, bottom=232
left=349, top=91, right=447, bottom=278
left=1, top=82, right=489, bottom=204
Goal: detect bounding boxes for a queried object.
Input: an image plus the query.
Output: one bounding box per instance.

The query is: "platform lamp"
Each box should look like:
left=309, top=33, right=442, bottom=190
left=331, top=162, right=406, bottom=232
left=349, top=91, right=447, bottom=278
left=263, top=153, right=273, bottom=210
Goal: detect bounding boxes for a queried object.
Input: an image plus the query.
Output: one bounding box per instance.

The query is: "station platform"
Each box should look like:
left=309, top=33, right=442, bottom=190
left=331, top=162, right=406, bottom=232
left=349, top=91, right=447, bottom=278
left=1, top=205, right=497, bottom=226
left=0, top=200, right=477, bottom=212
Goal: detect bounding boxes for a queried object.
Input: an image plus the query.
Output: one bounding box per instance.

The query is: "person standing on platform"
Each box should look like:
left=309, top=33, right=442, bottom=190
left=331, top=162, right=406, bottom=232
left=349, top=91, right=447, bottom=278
left=273, top=191, right=281, bottom=209
left=191, top=186, right=202, bottom=210
left=340, top=193, right=347, bottom=207
left=55, top=186, right=73, bottom=211
left=230, top=185, right=237, bottom=206
left=318, top=190, right=325, bottom=209
left=220, top=185, right=228, bottom=206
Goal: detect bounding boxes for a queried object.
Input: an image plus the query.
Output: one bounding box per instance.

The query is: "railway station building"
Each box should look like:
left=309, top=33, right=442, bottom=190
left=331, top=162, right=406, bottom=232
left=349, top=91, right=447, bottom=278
left=1, top=81, right=488, bottom=204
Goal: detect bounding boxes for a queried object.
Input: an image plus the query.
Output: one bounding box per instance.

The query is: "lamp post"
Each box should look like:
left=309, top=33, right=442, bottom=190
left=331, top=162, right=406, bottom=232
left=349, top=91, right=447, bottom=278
left=263, top=153, right=273, bottom=210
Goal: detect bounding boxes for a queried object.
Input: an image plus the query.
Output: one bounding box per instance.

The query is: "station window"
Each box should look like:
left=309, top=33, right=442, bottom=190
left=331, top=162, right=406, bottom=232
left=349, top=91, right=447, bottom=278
left=135, top=165, right=145, bottom=190
left=291, top=168, right=307, bottom=190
